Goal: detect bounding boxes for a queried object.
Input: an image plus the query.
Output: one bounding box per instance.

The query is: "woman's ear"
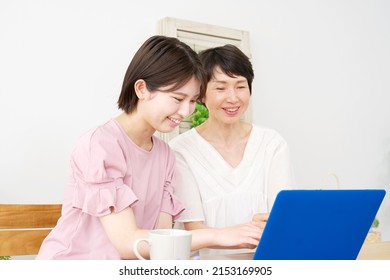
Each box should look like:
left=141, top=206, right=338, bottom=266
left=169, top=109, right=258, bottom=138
left=134, top=79, right=149, bottom=100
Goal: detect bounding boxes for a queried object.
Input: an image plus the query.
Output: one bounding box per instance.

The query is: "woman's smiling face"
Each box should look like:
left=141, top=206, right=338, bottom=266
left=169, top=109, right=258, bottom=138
left=140, top=76, right=200, bottom=133
left=203, top=66, right=251, bottom=124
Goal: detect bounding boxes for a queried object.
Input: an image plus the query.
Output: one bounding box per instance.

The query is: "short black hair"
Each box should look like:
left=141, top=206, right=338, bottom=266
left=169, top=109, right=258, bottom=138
left=118, top=36, right=207, bottom=113
left=198, top=44, right=254, bottom=94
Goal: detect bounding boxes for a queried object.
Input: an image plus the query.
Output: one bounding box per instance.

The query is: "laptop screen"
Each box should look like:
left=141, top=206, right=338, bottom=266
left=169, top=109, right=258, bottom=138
left=253, top=189, right=386, bottom=260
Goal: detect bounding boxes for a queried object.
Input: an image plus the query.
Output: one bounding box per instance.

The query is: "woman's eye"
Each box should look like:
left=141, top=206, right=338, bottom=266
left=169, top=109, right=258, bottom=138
left=216, top=88, right=225, bottom=91
left=173, top=97, right=183, bottom=102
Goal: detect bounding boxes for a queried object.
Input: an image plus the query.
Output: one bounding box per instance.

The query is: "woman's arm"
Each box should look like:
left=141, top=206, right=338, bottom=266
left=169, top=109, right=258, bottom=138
left=156, top=212, right=174, bottom=229
left=99, top=207, right=149, bottom=260
left=100, top=209, right=264, bottom=259
left=184, top=221, right=262, bottom=252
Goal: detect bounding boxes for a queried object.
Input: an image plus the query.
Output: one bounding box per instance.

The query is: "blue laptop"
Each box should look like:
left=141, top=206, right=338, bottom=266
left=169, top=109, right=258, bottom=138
left=253, top=189, right=386, bottom=260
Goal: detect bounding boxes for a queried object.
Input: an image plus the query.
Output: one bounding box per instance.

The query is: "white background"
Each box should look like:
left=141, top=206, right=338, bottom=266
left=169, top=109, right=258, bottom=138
left=1, top=0, right=389, bottom=240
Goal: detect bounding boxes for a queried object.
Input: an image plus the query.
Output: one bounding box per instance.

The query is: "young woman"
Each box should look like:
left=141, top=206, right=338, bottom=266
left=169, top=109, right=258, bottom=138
left=36, top=36, right=261, bottom=260
left=170, top=44, right=295, bottom=257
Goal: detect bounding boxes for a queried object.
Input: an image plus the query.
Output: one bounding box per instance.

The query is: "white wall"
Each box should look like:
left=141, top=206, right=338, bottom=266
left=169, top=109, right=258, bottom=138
left=1, top=0, right=389, bottom=240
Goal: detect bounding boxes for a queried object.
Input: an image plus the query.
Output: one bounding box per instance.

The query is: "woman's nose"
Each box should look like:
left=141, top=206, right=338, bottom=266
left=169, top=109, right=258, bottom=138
left=178, top=101, right=192, bottom=118
left=226, top=88, right=239, bottom=102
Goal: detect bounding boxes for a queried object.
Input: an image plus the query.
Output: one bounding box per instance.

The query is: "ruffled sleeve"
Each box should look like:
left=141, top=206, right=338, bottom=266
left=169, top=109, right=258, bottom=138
left=159, top=148, right=185, bottom=220
left=70, top=127, right=138, bottom=216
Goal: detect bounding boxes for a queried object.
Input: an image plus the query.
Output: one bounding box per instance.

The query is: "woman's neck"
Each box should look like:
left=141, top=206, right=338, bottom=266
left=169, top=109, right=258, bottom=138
left=196, top=119, right=252, bottom=167
left=196, top=119, right=252, bottom=147
left=115, top=112, right=154, bottom=151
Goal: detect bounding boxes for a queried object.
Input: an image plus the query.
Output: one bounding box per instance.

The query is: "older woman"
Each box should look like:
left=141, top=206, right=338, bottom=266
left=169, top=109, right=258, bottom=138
left=170, top=44, right=295, bottom=257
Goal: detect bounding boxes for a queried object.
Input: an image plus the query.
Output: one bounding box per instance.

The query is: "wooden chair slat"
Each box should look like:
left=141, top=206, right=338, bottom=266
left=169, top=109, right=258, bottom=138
left=0, top=204, right=61, bottom=228
left=0, top=229, right=52, bottom=256
left=0, top=204, right=62, bottom=256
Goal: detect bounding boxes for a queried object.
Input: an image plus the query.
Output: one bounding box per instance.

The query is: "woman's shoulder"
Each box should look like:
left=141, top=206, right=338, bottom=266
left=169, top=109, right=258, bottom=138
left=168, top=128, right=198, bottom=149
left=69, top=119, right=129, bottom=173
left=73, top=119, right=123, bottom=153
left=251, top=124, right=287, bottom=145
left=251, top=123, right=281, bottom=136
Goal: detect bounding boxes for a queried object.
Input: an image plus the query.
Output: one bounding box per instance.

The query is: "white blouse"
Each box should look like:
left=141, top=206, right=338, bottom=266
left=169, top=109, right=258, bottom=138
left=169, top=124, right=295, bottom=257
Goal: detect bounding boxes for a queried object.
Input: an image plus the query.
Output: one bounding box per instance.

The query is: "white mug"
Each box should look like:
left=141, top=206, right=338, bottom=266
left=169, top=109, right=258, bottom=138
left=133, top=229, right=192, bottom=260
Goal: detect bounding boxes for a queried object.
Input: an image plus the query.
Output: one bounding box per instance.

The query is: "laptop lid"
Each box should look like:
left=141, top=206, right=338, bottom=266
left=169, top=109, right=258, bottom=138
left=253, top=189, right=386, bottom=260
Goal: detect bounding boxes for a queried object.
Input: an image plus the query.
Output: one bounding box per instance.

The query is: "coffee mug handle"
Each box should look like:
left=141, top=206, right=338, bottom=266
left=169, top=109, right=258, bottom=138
left=133, top=238, right=150, bottom=260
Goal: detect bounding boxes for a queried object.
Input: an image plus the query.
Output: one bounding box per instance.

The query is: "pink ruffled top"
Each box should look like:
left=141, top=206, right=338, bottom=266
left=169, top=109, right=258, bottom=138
left=36, top=119, right=184, bottom=259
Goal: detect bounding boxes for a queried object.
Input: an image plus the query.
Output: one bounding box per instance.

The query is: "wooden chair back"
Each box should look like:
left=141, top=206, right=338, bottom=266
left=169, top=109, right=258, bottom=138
left=0, top=204, right=62, bottom=256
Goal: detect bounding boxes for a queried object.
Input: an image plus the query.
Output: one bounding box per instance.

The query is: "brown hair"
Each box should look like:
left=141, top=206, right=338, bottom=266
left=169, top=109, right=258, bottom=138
left=117, top=36, right=207, bottom=113
left=198, top=44, right=254, bottom=94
